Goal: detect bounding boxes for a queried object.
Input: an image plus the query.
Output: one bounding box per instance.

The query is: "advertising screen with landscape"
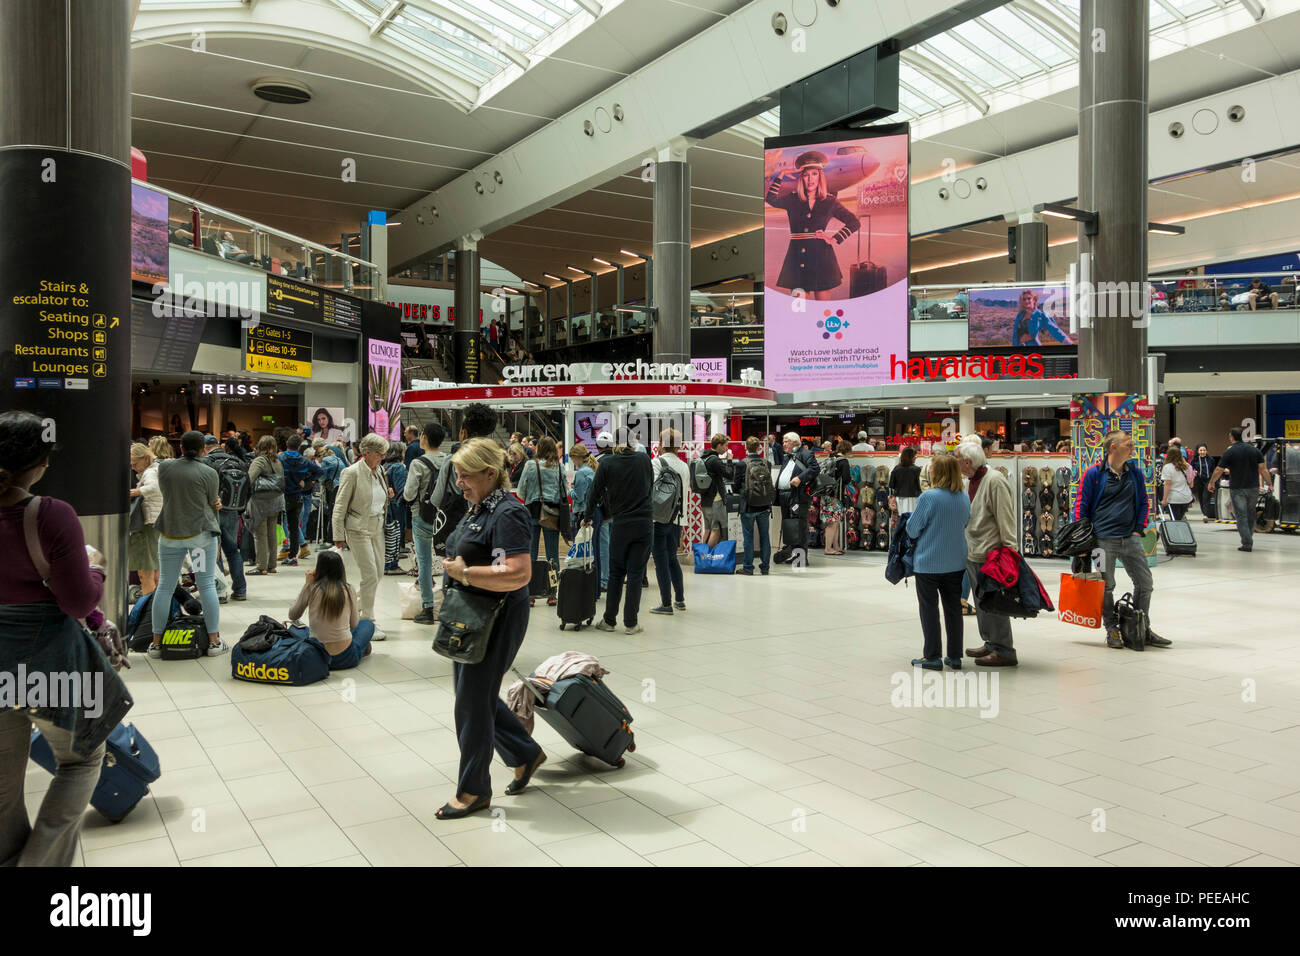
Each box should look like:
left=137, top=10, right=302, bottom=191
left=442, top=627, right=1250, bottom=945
left=967, top=285, right=1076, bottom=349
left=131, top=183, right=169, bottom=286
left=763, top=125, right=909, bottom=392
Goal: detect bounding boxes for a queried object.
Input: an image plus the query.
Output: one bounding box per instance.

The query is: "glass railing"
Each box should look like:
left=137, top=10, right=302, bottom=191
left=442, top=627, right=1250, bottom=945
left=148, top=180, right=381, bottom=298
left=690, top=291, right=758, bottom=326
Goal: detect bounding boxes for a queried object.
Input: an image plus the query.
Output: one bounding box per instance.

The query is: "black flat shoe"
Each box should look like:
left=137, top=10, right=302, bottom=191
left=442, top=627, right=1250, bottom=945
left=504, top=751, right=547, bottom=796
left=435, top=794, right=491, bottom=820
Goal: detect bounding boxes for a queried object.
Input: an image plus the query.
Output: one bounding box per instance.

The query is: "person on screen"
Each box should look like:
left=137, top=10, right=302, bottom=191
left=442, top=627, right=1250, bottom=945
left=765, top=151, right=860, bottom=301
left=1010, top=289, right=1069, bottom=346
left=312, top=408, right=345, bottom=443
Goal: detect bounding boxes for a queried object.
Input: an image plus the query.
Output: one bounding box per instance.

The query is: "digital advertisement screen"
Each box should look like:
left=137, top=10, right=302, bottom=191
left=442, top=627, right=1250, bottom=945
left=763, top=125, right=909, bottom=391
left=967, top=285, right=1076, bottom=349
left=130, top=183, right=169, bottom=286
left=306, top=406, right=350, bottom=443
left=367, top=338, right=403, bottom=441
left=573, top=410, right=612, bottom=449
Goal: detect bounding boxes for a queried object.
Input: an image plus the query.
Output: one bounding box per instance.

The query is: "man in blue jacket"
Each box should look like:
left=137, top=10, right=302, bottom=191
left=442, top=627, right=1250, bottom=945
left=279, top=433, right=321, bottom=566
left=1074, top=430, right=1169, bottom=649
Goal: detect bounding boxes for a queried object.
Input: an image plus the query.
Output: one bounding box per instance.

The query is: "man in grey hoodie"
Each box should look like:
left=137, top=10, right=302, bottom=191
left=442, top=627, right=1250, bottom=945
left=403, top=422, right=448, bottom=625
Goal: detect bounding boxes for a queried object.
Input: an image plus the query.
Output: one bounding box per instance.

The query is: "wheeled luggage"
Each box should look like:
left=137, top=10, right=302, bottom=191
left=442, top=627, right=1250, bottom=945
left=556, top=564, right=598, bottom=630
left=513, top=668, right=635, bottom=768
left=1157, top=504, right=1197, bottom=556
left=29, top=722, right=160, bottom=823
left=848, top=214, right=888, bottom=297
left=530, top=558, right=556, bottom=597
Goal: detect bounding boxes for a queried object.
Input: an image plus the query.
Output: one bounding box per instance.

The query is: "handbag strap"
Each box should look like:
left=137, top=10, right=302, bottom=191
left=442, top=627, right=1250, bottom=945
left=22, top=496, right=52, bottom=587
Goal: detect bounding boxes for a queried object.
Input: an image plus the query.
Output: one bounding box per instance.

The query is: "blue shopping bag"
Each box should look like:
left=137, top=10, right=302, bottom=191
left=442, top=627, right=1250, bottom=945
left=692, top=540, right=737, bottom=574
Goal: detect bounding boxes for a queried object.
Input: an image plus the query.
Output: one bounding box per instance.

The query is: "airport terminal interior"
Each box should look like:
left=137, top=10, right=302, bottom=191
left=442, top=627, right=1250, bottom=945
left=3, top=0, right=1300, bottom=875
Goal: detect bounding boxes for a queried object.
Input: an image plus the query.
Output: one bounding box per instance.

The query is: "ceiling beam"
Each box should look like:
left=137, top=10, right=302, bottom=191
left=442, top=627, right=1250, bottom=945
left=400, top=0, right=533, bottom=69
left=902, top=49, right=990, bottom=114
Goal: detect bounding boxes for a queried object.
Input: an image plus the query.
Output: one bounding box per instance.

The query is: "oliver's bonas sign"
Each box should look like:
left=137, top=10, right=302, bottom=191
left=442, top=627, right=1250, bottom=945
left=502, top=360, right=696, bottom=383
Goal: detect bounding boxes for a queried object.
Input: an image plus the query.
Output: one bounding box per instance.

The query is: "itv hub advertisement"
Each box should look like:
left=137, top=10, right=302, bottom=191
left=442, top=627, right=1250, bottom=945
left=763, top=125, right=909, bottom=392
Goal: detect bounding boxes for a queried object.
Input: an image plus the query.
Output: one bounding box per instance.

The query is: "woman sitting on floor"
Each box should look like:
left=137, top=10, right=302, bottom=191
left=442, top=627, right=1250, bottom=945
left=287, top=549, right=374, bottom=669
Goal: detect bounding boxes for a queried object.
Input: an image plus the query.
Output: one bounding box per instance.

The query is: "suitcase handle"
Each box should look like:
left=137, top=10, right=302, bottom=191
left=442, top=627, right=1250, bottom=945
left=510, top=666, right=549, bottom=703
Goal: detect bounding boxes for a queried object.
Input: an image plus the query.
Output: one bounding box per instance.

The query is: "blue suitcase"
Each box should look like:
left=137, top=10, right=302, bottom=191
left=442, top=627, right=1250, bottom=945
left=29, top=723, right=161, bottom=823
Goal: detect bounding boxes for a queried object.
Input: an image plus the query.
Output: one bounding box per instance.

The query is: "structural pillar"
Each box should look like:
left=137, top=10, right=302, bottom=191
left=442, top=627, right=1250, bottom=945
left=1012, top=214, right=1048, bottom=283
left=1077, top=0, right=1149, bottom=395
left=0, top=0, right=132, bottom=628
left=652, top=138, right=693, bottom=365
left=453, top=233, right=481, bottom=383
left=959, top=403, right=976, bottom=439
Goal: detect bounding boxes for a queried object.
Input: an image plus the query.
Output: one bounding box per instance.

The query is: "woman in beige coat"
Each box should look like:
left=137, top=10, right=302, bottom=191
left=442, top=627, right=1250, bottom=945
left=333, top=432, right=392, bottom=639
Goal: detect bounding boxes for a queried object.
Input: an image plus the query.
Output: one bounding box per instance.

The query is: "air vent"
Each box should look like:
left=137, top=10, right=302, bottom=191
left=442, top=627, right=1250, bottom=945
left=252, top=79, right=312, bottom=105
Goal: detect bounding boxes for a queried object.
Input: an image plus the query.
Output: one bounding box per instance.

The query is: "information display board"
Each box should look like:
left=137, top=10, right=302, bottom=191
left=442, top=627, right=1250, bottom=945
left=0, top=149, right=131, bottom=515
left=763, top=125, right=910, bottom=391
left=266, top=274, right=322, bottom=323
left=245, top=321, right=312, bottom=377
left=130, top=297, right=206, bottom=373
left=323, top=289, right=362, bottom=329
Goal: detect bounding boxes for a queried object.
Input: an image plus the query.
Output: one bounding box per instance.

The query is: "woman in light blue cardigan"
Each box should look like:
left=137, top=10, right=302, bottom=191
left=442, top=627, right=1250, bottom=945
left=515, top=435, right=565, bottom=606
left=905, top=454, right=970, bottom=670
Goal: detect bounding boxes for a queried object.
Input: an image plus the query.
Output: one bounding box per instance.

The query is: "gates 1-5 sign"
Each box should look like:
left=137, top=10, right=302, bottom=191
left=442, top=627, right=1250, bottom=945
left=245, top=321, right=312, bottom=378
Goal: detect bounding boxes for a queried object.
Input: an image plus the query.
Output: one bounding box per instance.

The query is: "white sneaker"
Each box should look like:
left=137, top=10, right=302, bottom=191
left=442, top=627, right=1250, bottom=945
left=624, top=624, right=643, bottom=635
left=206, top=639, right=229, bottom=657
left=148, top=644, right=161, bottom=659
left=371, top=626, right=387, bottom=641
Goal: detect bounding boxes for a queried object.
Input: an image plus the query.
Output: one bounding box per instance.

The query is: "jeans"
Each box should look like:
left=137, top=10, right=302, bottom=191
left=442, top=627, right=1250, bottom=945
left=153, top=532, right=220, bottom=636
left=1097, top=534, right=1153, bottom=629
left=652, top=522, right=684, bottom=606
left=915, top=570, right=965, bottom=660
left=452, top=597, right=540, bottom=798
left=966, top=559, right=1015, bottom=661
left=285, top=496, right=303, bottom=558
left=531, top=519, right=560, bottom=568
left=299, top=494, right=313, bottom=545
left=604, top=519, right=652, bottom=627
left=1230, top=488, right=1259, bottom=547
left=740, top=509, right=771, bottom=573
left=218, top=509, right=246, bottom=596
left=412, top=514, right=436, bottom=609
left=0, top=711, right=105, bottom=866
left=290, top=621, right=374, bottom=669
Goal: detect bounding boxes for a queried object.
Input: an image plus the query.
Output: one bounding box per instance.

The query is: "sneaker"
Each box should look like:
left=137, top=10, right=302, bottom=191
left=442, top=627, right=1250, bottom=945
left=737, top=568, right=753, bottom=576
left=298, top=545, right=310, bottom=560
left=371, top=627, right=387, bottom=641
left=218, top=594, right=229, bottom=605
left=282, top=558, right=298, bottom=567
left=206, top=639, right=229, bottom=657
left=231, top=592, right=247, bottom=602
left=595, top=619, right=616, bottom=632
left=624, top=624, right=643, bottom=635
left=413, top=608, right=436, bottom=625
left=760, top=569, right=769, bottom=575
left=147, top=644, right=161, bottom=659
left=1105, top=627, right=1124, bottom=649
left=649, top=606, right=673, bottom=615
left=277, top=550, right=289, bottom=562
left=673, top=601, right=686, bottom=611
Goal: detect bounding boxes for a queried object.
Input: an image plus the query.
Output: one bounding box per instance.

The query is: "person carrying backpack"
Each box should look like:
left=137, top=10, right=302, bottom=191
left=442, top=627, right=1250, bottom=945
left=648, top=428, right=691, bottom=614
left=692, top=434, right=734, bottom=550
left=202, top=436, right=250, bottom=601
left=402, top=422, right=447, bottom=625
left=737, top=436, right=776, bottom=575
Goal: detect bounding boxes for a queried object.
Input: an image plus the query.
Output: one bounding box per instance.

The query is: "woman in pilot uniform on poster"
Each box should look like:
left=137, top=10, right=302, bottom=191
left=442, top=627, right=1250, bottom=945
left=766, top=151, right=860, bottom=301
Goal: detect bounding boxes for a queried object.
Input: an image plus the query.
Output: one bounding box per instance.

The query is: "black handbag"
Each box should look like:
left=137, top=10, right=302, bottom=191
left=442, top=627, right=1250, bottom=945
left=1114, top=592, right=1146, bottom=652
left=432, top=585, right=504, bottom=664
left=128, top=496, right=145, bottom=533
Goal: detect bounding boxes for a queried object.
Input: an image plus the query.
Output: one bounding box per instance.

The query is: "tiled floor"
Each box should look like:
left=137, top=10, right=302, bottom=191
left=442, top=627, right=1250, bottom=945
left=28, top=513, right=1300, bottom=867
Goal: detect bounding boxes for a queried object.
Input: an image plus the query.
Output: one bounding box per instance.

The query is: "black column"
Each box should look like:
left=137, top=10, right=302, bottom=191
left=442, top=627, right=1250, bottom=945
left=0, top=0, right=132, bottom=625
left=453, top=247, right=480, bottom=383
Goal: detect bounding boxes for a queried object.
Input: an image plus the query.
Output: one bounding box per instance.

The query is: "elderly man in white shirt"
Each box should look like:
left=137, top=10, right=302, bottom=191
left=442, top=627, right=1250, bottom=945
left=851, top=431, right=876, bottom=453
left=333, top=432, right=393, bottom=639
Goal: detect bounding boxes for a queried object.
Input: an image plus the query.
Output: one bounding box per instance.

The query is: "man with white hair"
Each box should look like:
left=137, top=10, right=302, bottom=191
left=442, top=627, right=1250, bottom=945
left=852, top=431, right=875, bottom=453
left=955, top=440, right=1020, bottom=666
left=773, top=431, right=818, bottom=565
left=333, top=432, right=393, bottom=639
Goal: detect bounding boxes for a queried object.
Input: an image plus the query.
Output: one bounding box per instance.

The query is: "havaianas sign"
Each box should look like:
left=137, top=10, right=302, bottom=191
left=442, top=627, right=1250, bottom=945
left=502, top=359, right=696, bottom=383
left=891, top=353, right=1047, bottom=381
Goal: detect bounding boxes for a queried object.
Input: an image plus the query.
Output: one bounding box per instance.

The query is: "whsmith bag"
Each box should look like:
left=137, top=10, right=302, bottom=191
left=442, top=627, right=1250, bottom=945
left=232, top=630, right=330, bottom=685
left=651, top=457, right=683, bottom=523
left=691, top=540, right=736, bottom=574
left=1057, top=572, right=1104, bottom=629
left=159, top=613, right=209, bottom=660
left=432, top=586, right=504, bottom=664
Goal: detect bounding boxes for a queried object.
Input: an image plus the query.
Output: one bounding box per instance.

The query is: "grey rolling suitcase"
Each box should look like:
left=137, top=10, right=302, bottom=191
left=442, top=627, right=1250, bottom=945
left=513, top=668, right=635, bottom=768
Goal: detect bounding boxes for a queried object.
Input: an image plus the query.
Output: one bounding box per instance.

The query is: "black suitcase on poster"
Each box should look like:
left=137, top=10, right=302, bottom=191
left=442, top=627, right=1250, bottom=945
left=849, top=213, right=888, bottom=297
left=556, top=564, right=597, bottom=630
left=514, top=668, right=635, bottom=768
left=1158, top=505, right=1197, bottom=556
left=530, top=558, right=556, bottom=597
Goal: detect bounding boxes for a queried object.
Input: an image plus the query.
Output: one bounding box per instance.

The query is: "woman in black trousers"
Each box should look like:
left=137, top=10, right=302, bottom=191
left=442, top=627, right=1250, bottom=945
left=436, top=439, right=546, bottom=820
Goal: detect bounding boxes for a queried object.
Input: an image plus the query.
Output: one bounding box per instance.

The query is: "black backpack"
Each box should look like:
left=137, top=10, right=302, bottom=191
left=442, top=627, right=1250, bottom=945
left=743, top=458, right=774, bottom=509
left=416, top=456, right=442, bottom=525
left=814, top=456, right=841, bottom=495
left=214, top=456, right=251, bottom=512
left=432, top=444, right=467, bottom=555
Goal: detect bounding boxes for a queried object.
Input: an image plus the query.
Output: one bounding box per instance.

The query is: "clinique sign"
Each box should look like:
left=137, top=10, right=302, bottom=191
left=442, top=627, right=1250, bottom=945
left=502, top=359, right=696, bottom=383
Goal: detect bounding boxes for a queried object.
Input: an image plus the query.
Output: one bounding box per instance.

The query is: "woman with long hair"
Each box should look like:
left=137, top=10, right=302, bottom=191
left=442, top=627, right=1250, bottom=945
left=1161, top=445, right=1196, bottom=522
left=507, top=443, right=527, bottom=487
left=129, top=442, right=163, bottom=595
left=246, top=435, right=286, bottom=575
left=312, top=408, right=344, bottom=443
left=765, top=150, right=860, bottom=301
left=821, top=440, right=853, bottom=555
left=889, top=446, right=923, bottom=517
left=148, top=434, right=173, bottom=461
left=515, top=435, right=566, bottom=607
left=287, top=549, right=373, bottom=669
left=0, top=411, right=113, bottom=865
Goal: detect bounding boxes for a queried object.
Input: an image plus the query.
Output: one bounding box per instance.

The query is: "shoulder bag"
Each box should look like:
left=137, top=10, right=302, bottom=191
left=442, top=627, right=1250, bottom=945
left=432, top=585, right=504, bottom=664
left=533, top=461, right=561, bottom=530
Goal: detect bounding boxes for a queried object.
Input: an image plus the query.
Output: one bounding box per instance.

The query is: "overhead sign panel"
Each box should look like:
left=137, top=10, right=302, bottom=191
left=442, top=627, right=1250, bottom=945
left=245, top=320, right=312, bottom=377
